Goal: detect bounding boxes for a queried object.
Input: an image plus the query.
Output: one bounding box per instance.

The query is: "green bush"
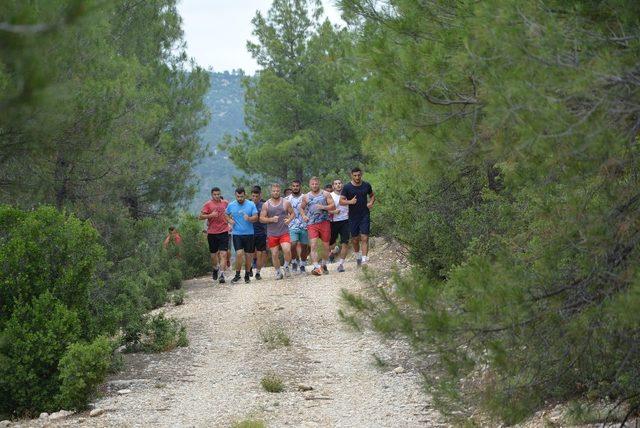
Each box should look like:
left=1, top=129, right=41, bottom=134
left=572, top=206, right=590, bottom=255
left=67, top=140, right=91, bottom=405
left=260, top=372, right=284, bottom=393
left=0, top=292, right=81, bottom=415
left=0, top=205, right=105, bottom=334
left=56, top=337, right=112, bottom=410
left=126, top=313, right=189, bottom=353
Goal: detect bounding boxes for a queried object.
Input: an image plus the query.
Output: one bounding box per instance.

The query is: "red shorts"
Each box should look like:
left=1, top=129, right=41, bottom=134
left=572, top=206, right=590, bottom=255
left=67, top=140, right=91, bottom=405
left=267, top=233, right=291, bottom=249
left=307, top=221, right=331, bottom=242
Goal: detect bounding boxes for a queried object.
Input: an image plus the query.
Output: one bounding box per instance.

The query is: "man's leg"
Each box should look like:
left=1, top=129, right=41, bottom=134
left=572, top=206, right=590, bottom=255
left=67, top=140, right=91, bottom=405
left=210, top=252, right=219, bottom=279
left=218, top=250, right=228, bottom=282
left=281, top=241, right=292, bottom=277
left=361, top=234, right=369, bottom=257
left=270, top=241, right=284, bottom=279
left=232, top=249, right=244, bottom=282
left=245, top=251, right=254, bottom=281
left=309, top=238, right=319, bottom=265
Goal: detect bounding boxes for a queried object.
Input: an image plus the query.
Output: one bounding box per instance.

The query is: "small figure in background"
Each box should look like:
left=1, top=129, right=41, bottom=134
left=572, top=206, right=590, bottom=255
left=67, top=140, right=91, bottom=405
left=163, top=226, right=183, bottom=249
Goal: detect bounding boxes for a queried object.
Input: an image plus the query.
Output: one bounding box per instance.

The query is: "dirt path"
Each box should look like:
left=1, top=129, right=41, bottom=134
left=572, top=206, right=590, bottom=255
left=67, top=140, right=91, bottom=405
left=46, top=254, right=444, bottom=427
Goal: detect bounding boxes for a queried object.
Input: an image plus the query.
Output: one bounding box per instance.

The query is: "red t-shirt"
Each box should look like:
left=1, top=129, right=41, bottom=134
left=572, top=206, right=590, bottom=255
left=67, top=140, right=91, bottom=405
left=201, top=199, right=229, bottom=234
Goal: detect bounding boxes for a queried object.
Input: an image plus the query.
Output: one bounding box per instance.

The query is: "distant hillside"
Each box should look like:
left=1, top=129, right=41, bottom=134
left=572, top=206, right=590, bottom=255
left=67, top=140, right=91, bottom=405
left=190, top=71, right=245, bottom=212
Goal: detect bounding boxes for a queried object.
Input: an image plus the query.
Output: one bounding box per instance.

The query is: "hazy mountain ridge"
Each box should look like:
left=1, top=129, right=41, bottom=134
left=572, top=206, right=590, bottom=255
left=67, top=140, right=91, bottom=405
left=190, top=71, right=245, bottom=212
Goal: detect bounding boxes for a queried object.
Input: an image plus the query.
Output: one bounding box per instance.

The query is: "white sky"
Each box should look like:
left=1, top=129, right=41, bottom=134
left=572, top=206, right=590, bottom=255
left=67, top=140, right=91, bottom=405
left=177, top=0, right=344, bottom=75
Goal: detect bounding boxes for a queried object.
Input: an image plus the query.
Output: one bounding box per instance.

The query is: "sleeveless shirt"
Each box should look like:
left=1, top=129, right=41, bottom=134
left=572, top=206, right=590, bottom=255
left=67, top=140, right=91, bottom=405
left=266, top=198, right=289, bottom=237
left=306, top=191, right=329, bottom=225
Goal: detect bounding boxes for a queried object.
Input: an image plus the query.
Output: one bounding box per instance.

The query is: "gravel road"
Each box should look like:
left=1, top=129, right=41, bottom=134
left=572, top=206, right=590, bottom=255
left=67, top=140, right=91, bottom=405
left=31, top=253, right=444, bottom=427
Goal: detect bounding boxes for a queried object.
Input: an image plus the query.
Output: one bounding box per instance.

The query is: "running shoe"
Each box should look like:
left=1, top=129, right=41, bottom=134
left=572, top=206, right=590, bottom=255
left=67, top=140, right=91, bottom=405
left=300, top=265, right=306, bottom=274
left=356, top=258, right=362, bottom=267
left=328, top=253, right=335, bottom=263
left=255, top=272, right=262, bottom=280
left=284, top=267, right=291, bottom=278
left=231, top=274, right=241, bottom=283
left=248, top=268, right=253, bottom=277
left=244, top=273, right=251, bottom=283
left=322, top=265, right=329, bottom=275
left=275, top=271, right=284, bottom=280
left=291, top=261, right=298, bottom=272
left=219, top=274, right=226, bottom=284
left=337, top=264, right=345, bottom=273
left=212, top=269, right=219, bottom=281
left=311, top=267, right=323, bottom=276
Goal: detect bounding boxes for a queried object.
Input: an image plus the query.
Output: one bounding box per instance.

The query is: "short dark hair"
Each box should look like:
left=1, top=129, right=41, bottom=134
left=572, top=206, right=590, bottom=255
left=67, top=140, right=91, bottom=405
left=211, top=186, right=221, bottom=193
left=284, top=188, right=292, bottom=194
left=324, top=184, right=333, bottom=190
left=252, top=185, right=261, bottom=194
left=351, top=167, right=362, bottom=174
left=168, top=226, right=175, bottom=232
left=235, top=186, right=245, bottom=195
left=291, top=179, right=301, bottom=185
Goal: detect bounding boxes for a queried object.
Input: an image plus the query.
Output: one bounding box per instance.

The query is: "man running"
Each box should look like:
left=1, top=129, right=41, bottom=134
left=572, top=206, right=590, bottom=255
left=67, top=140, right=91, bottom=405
left=329, top=178, right=350, bottom=272
left=260, top=183, right=295, bottom=280
left=301, top=176, right=335, bottom=276
left=340, top=167, right=375, bottom=266
left=225, top=187, right=258, bottom=283
left=287, top=179, right=309, bottom=273
left=251, top=186, right=267, bottom=280
left=199, top=187, right=229, bottom=284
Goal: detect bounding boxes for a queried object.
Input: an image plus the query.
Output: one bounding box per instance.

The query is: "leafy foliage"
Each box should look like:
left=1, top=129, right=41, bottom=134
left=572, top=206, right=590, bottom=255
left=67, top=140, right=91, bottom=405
left=337, top=0, right=640, bottom=424
left=223, top=0, right=363, bottom=183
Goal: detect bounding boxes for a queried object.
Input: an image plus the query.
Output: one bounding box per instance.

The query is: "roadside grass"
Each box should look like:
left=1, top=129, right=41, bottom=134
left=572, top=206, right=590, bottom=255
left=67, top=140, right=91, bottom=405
left=261, top=372, right=284, bottom=393
left=259, top=324, right=291, bottom=349
left=372, top=353, right=389, bottom=370
left=232, top=419, right=266, bottom=428
left=171, top=289, right=185, bottom=306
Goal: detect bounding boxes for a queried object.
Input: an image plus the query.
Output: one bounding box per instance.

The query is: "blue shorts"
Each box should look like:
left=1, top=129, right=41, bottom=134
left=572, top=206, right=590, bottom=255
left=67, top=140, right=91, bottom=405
left=289, top=228, right=309, bottom=245
left=349, top=215, right=370, bottom=236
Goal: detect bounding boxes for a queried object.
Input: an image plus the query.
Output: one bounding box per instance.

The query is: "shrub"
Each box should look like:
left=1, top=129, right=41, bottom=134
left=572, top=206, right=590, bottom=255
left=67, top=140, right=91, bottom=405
left=125, top=313, right=189, bottom=353
left=171, top=290, right=185, bottom=306
left=0, top=292, right=82, bottom=415
left=232, top=420, right=266, bottom=428
left=56, top=337, right=112, bottom=410
left=0, top=205, right=105, bottom=334
left=259, top=325, right=291, bottom=349
left=260, top=373, right=284, bottom=393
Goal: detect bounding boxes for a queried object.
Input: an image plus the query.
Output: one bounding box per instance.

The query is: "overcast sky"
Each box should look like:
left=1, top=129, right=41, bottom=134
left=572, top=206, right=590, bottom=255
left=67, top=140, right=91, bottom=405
left=177, top=0, right=344, bottom=75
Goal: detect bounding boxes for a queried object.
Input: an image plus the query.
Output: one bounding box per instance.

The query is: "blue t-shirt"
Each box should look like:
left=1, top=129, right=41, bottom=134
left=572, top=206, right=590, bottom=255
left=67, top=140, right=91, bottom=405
left=253, top=200, right=267, bottom=236
left=225, top=200, right=258, bottom=235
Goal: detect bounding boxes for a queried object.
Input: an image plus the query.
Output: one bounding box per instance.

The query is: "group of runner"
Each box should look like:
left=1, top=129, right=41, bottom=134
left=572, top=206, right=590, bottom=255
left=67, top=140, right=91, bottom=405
left=198, top=167, right=375, bottom=284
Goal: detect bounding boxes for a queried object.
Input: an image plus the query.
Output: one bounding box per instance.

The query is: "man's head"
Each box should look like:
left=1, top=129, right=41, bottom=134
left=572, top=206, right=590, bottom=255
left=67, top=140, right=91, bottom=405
left=270, top=183, right=281, bottom=200
left=332, top=178, right=343, bottom=193
left=324, top=183, right=333, bottom=192
left=211, top=186, right=221, bottom=201
left=235, top=186, right=246, bottom=203
left=168, top=226, right=176, bottom=233
left=291, top=180, right=302, bottom=195
left=351, top=167, right=363, bottom=185
left=284, top=188, right=292, bottom=197
left=309, top=176, right=320, bottom=192
left=251, top=185, right=262, bottom=204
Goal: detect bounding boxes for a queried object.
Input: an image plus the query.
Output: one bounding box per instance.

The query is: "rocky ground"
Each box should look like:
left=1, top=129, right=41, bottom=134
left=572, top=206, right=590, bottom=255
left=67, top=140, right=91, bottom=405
left=17, top=241, right=445, bottom=428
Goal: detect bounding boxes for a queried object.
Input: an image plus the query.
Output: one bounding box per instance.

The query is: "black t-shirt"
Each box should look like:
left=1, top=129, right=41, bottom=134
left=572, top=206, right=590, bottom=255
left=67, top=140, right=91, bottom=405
left=341, top=181, right=373, bottom=218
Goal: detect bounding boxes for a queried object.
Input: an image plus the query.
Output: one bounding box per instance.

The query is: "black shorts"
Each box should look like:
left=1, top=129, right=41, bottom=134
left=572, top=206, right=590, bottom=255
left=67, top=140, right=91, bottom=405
left=207, top=232, right=229, bottom=253
left=330, top=220, right=350, bottom=245
left=350, top=214, right=370, bottom=236
left=255, top=234, right=267, bottom=252
left=232, top=234, right=255, bottom=253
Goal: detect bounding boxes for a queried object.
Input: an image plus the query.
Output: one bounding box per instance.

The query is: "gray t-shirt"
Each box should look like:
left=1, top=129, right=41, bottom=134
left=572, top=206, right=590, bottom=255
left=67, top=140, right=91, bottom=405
left=265, top=198, right=290, bottom=237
